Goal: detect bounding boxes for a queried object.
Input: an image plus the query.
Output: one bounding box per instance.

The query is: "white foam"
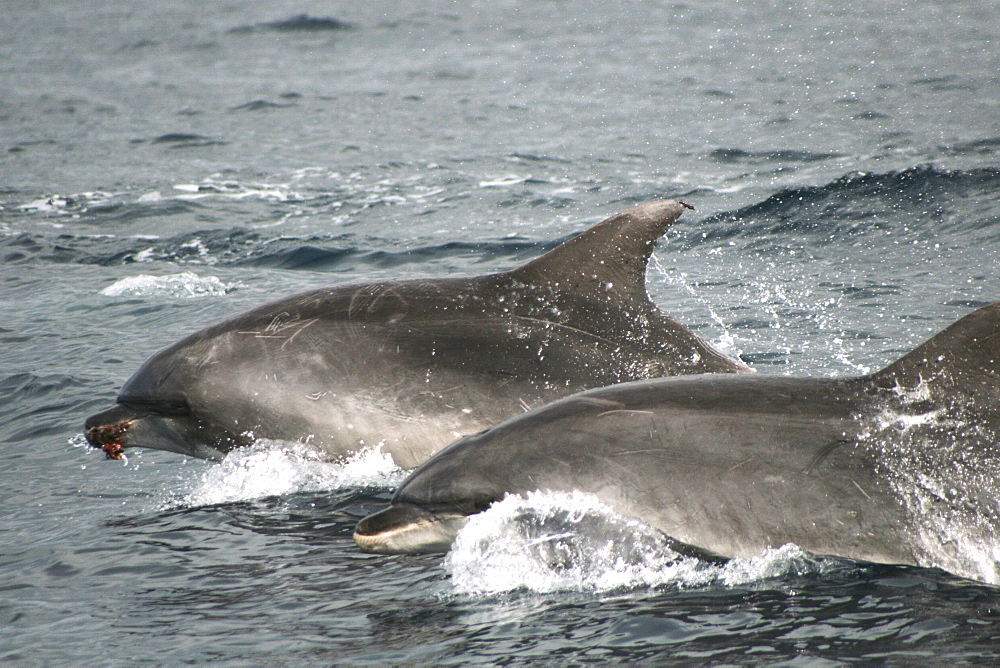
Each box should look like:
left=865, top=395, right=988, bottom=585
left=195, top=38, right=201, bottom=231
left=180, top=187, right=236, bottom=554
left=171, top=180, right=303, bottom=202
left=479, top=174, right=531, bottom=188
left=444, top=490, right=826, bottom=595
left=19, top=191, right=116, bottom=214
left=168, top=441, right=404, bottom=508
left=21, top=196, right=74, bottom=215
left=100, top=272, right=236, bottom=298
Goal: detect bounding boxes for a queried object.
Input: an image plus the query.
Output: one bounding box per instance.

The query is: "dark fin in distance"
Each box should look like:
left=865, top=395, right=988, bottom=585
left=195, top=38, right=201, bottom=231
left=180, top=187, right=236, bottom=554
left=508, top=199, right=689, bottom=306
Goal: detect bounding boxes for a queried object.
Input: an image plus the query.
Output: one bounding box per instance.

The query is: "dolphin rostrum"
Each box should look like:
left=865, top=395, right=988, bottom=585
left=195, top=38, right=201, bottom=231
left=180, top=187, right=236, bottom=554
left=85, top=200, right=749, bottom=466
left=354, top=302, right=1000, bottom=580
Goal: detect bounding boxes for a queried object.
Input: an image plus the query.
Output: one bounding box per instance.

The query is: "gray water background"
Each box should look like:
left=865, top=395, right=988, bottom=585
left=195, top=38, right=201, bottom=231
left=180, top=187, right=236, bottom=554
left=3, top=1, right=1000, bottom=663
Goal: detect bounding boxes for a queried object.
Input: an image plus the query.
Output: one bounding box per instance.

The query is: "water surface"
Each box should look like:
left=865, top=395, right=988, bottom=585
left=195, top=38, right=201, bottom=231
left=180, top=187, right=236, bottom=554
left=3, top=1, right=1000, bottom=663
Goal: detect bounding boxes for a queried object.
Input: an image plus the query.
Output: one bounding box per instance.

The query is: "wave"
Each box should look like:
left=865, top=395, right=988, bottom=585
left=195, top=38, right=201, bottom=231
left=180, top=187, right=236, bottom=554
left=685, top=165, right=1000, bottom=246
left=7, top=165, right=997, bottom=270
left=12, top=179, right=310, bottom=223
left=1, top=226, right=554, bottom=271
left=241, top=237, right=553, bottom=270
left=229, top=14, right=355, bottom=34
left=939, top=137, right=1000, bottom=156
left=0, top=372, right=87, bottom=407
left=0, top=373, right=92, bottom=443
left=709, top=148, right=847, bottom=164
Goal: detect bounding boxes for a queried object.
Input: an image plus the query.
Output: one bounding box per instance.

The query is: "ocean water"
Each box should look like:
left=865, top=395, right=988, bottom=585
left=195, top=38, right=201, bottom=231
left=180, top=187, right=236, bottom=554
left=3, top=1, right=1000, bottom=663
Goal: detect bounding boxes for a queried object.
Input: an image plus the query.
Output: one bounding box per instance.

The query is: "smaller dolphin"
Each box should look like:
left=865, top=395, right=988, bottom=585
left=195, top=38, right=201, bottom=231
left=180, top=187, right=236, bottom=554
left=85, top=200, right=749, bottom=466
left=355, top=302, right=1000, bottom=576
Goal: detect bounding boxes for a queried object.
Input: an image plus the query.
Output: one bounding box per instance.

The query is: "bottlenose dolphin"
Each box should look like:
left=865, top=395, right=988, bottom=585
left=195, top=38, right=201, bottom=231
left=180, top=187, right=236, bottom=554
left=85, top=200, right=749, bottom=466
left=355, top=302, right=1000, bottom=577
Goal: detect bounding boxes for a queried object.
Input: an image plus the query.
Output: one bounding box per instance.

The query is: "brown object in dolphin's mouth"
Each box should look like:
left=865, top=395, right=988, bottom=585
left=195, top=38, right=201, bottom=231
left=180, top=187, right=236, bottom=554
left=85, top=421, right=133, bottom=460
left=102, top=441, right=125, bottom=460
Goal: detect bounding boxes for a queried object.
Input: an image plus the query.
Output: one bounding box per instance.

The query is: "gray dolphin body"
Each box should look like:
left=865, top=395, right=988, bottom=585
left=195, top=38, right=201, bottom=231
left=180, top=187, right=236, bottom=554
left=85, top=200, right=749, bottom=466
left=355, top=302, right=1000, bottom=572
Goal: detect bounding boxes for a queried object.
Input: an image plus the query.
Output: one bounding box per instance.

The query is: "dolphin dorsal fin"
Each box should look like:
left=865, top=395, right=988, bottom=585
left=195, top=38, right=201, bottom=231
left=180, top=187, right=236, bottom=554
left=508, top=199, right=690, bottom=305
left=870, top=301, right=1000, bottom=408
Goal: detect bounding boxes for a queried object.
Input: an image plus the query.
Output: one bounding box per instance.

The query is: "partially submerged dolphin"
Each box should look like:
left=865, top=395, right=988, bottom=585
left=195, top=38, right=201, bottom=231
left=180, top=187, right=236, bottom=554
left=85, top=200, right=749, bottom=466
left=355, top=302, right=1000, bottom=578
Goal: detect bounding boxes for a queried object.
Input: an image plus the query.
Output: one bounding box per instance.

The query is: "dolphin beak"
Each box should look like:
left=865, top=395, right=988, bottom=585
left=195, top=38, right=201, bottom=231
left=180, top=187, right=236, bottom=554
left=354, top=503, right=469, bottom=554
left=84, top=405, right=137, bottom=460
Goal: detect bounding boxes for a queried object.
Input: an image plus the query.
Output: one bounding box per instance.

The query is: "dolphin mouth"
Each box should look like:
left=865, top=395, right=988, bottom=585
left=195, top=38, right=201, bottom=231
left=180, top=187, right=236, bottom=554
left=354, top=503, right=469, bottom=554
left=84, top=403, right=237, bottom=462
left=84, top=405, right=140, bottom=460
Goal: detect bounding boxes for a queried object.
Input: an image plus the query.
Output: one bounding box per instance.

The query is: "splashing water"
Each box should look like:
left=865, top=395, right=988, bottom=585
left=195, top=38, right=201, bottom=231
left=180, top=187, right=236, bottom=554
left=444, top=491, right=830, bottom=596
left=100, top=271, right=237, bottom=298
left=650, top=255, right=745, bottom=361
left=163, top=440, right=405, bottom=508
left=867, top=409, right=1000, bottom=585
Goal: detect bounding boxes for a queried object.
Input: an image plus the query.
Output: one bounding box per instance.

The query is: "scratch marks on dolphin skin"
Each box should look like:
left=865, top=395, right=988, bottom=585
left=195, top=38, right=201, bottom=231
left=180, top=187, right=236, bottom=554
left=513, top=314, right=624, bottom=348
left=279, top=318, right=319, bottom=350
left=263, top=312, right=296, bottom=334
left=725, top=456, right=758, bottom=475
left=576, top=397, right=626, bottom=409
left=852, top=479, right=875, bottom=501
left=611, top=448, right=675, bottom=457
left=803, top=438, right=853, bottom=475
left=348, top=284, right=410, bottom=318
left=305, top=390, right=331, bottom=401
left=238, top=313, right=324, bottom=351
left=367, top=285, right=409, bottom=315
left=597, top=409, right=655, bottom=418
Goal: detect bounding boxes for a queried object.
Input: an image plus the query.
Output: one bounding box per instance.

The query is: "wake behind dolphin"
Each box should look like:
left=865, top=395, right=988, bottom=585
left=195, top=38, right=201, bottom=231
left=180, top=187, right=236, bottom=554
left=85, top=200, right=749, bottom=466
left=355, top=302, right=1000, bottom=582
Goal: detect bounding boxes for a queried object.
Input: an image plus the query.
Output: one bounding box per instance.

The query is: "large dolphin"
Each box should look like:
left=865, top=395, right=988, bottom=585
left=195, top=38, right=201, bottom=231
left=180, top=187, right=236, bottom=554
left=85, top=200, right=749, bottom=466
left=355, top=302, right=1000, bottom=577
